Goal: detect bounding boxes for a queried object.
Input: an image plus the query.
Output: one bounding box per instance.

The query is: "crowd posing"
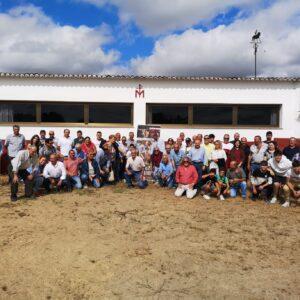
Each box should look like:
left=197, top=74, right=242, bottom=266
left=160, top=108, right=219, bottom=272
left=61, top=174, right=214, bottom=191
left=1, top=126, right=299, bottom=207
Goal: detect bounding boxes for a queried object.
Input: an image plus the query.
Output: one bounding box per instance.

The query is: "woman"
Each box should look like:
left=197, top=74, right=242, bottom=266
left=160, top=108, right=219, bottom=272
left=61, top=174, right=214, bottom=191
left=209, top=140, right=227, bottom=173
left=81, top=136, right=97, bottom=155
left=229, top=140, right=245, bottom=168
left=167, top=138, right=175, bottom=148
left=151, top=146, right=163, bottom=181
left=29, top=134, right=41, bottom=154
left=265, top=142, right=277, bottom=160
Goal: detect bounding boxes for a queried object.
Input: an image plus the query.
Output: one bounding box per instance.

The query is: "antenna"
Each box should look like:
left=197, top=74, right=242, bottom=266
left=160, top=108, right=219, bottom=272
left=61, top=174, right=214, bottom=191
left=250, top=30, right=262, bottom=78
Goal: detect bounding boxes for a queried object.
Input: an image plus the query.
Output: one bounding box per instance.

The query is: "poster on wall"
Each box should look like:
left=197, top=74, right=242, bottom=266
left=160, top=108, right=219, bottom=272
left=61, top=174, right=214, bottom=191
left=137, top=125, right=161, bottom=140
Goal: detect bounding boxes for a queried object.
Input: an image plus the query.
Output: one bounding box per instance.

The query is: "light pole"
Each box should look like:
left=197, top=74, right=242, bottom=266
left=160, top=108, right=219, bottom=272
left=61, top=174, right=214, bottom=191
left=251, top=30, right=261, bottom=78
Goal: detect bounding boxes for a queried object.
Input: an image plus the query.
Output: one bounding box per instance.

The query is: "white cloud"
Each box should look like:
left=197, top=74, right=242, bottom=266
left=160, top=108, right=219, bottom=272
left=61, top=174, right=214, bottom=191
left=130, top=0, right=300, bottom=77
left=81, top=0, right=260, bottom=35
left=0, top=5, right=120, bottom=74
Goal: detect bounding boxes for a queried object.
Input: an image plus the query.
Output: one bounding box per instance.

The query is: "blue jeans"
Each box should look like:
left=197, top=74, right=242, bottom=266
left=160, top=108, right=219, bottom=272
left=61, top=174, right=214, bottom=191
left=158, top=174, right=174, bottom=188
left=81, top=174, right=101, bottom=188
left=33, top=176, right=44, bottom=192
left=230, top=181, right=247, bottom=198
left=192, top=162, right=203, bottom=188
left=125, top=171, right=148, bottom=189
left=250, top=163, right=260, bottom=174
left=68, top=175, right=82, bottom=189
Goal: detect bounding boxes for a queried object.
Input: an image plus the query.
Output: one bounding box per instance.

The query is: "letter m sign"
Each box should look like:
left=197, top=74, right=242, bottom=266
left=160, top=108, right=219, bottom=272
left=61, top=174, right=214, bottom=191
left=135, top=84, right=145, bottom=98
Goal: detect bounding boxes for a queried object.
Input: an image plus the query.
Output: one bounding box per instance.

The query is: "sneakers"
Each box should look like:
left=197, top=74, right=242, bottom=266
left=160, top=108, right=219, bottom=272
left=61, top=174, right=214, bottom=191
left=219, top=195, right=225, bottom=201
left=83, top=185, right=88, bottom=189
left=270, top=197, right=277, bottom=204
left=282, top=201, right=290, bottom=208
left=203, top=195, right=210, bottom=200
left=10, top=195, right=17, bottom=202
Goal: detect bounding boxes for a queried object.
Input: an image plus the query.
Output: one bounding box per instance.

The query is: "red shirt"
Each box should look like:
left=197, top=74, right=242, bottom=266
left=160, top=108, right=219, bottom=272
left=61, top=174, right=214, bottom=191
left=64, top=158, right=83, bottom=176
left=81, top=142, right=96, bottom=154
left=175, top=165, right=198, bottom=185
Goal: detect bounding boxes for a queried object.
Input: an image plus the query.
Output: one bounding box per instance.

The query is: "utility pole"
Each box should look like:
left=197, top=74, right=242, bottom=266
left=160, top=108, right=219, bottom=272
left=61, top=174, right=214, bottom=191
left=251, top=30, right=261, bottom=78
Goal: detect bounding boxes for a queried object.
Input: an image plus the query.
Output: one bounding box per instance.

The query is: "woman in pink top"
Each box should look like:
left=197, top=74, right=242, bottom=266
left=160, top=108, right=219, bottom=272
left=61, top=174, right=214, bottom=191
left=81, top=137, right=97, bottom=155
left=175, top=157, right=198, bottom=199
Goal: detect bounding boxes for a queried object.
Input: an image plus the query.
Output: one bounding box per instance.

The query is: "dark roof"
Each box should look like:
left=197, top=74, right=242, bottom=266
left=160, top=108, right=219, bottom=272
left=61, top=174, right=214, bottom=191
left=0, top=72, right=299, bottom=82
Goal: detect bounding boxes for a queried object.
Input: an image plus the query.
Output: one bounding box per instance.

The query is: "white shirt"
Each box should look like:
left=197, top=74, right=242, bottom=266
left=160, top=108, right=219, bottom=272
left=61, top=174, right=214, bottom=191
left=287, top=169, right=300, bottom=184
left=150, top=139, right=165, bottom=154
left=43, top=161, right=67, bottom=180
left=250, top=143, right=268, bottom=163
left=11, top=150, right=38, bottom=173
left=222, top=142, right=233, bottom=152
left=268, top=156, right=292, bottom=177
left=58, top=137, right=73, bottom=157
left=126, top=156, right=145, bottom=172
left=209, top=149, right=227, bottom=170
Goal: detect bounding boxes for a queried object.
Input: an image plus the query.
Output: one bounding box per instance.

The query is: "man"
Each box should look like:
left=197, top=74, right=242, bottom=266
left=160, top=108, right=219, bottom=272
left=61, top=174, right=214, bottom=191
left=222, top=134, right=233, bottom=156
left=151, top=133, right=165, bottom=153
left=64, top=149, right=83, bottom=190
left=184, top=137, right=193, bottom=154
left=80, top=151, right=101, bottom=188
left=208, top=134, right=215, bottom=144
left=10, top=145, right=38, bottom=201
left=203, top=135, right=214, bottom=167
left=179, top=132, right=185, bottom=142
left=230, top=132, right=240, bottom=145
left=188, top=139, right=206, bottom=187
left=57, top=129, right=73, bottom=158
left=74, top=143, right=86, bottom=160
left=286, top=160, right=300, bottom=207
left=39, top=130, right=46, bottom=146
left=164, top=144, right=175, bottom=169
left=226, top=161, right=247, bottom=200
left=264, top=131, right=277, bottom=147
left=268, top=150, right=292, bottom=205
left=94, top=131, right=106, bottom=149
left=72, top=130, right=84, bottom=148
left=97, top=143, right=111, bottom=183
left=118, top=136, right=128, bottom=180
left=49, top=131, right=58, bottom=147
left=248, top=135, right=268, bottom=174
left=115, top=132, right=121, bottom=144
left=39, top=138, right=57, bottom=161
left=157, top=154, right=174, bottom=188
left=283, top=137, right=299, bottom=162
left=127, top=131, right=137, bottom=147
left=201, top=168, right=219, bottom=200
left=175, top=157, right=198, bottom=199
left=43, top=154, right=68, bottom=192
left=5, top=125, right=25, bottom=162
left=171, top=143, right=185, bottom=170
left=125, top=149, right=148, bottom=189
left=250, top=161, right=273, bottom=201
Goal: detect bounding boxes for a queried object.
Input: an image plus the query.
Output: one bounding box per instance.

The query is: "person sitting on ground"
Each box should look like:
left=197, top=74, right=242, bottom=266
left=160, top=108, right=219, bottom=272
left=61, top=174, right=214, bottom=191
left=43, top=154, right=68, bottom=192
left=157, top=154, right=174, bottom=188
left=80, top=151, right=101, bottom=188
left=201, top=168, right=219, bottom=200
left=10, top=145, right=38, bottom=201
left=39, top=138, right=57, bottom=161
left=32, top=156, right=47, bottom=196
left=216, top=169, right=230, bottom=201
left=64, top=149, right=84, bottom=190
left=81, top=136, right=97, bottom=155
left=226, top=160, right=247, bottom=200
left=124, top=149, right=148, bottom=189
left=174, top=156, right=198, bottom=199
left=283, top=137, right=299, bottom=162
left=268, top=150, right=292, bottom=206
left=250, top=161, right=273, bottom=201
left=286, top=160, right=300, bottom=206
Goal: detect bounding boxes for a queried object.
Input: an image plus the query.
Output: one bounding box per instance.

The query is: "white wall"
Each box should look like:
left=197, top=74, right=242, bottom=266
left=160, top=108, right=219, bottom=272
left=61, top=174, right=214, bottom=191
left=0, top=77, right=299, bottom=141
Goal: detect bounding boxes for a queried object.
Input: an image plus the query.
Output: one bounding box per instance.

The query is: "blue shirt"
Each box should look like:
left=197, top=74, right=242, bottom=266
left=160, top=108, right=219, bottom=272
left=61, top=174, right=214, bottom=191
left=158, top=162, right=174, bottom=176
left=170, top=149, right=185, bottom=167
left=188, top=147, right=206, bottom=163
left=74, top=149, right=86, bottom=160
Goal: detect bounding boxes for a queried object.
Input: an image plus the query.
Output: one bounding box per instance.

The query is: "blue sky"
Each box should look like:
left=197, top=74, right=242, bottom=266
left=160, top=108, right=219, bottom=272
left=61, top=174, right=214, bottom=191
left=0, top=0, right=299, bottom=76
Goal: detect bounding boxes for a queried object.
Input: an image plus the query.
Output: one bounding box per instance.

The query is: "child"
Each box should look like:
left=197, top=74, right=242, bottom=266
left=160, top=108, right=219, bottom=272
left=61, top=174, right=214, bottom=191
left=201, top=168, right=219, bottom=200
left=216, top=168, right=230, bottom=201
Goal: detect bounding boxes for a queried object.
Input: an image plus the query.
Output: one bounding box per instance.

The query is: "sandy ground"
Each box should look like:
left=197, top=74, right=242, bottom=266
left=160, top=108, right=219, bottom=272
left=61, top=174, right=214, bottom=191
left=0, top=180, right=299, bottom=300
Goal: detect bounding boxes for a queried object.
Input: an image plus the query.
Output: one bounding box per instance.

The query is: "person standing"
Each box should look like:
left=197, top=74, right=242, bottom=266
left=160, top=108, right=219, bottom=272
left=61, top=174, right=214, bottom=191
left=222, top=134, right=233, bottom=156
left=248, top=136, right=268, bottom=174
left=230, top=132, right=240, bottom=145
left=10, top=145, right=38, bottom=201
left=286, top=160, right=300, bottom=207
left=39, top=130, right=46, bottom=146
left=39, top=138, right=57, bottom=161
left=203, top=135, right=215, bottom=167
left=170, top=143, right=185, bottom=170
left=72, top=130, right=84, bottom=148
left=94, top=131, right=106, bottom=149
left=209, top=140, right=227, bottom=173
left=48, top=131, right=58, bottom=148
left=57, top=129, right=73, bottom=158
left=174, top=157, right=198, bottom=199
left=283, top=137, right=299, bottom=162
left=5, top=125, right=25, bottom=162
left=264, top=131, right=277, bottom=147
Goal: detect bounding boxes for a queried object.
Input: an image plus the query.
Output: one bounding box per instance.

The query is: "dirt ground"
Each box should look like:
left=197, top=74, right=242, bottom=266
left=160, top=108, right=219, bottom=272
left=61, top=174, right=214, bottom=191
left=0, top=180, right=299, bottom=300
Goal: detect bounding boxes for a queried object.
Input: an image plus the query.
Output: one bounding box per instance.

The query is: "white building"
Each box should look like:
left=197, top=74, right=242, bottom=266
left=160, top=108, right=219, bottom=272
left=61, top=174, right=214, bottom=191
left=0, top=73, right=299, bottom=141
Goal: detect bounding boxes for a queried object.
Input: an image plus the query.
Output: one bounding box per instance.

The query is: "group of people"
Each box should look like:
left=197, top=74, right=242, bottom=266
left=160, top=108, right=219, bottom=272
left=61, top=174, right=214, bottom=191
left=1, top=125, right=299, bottom=207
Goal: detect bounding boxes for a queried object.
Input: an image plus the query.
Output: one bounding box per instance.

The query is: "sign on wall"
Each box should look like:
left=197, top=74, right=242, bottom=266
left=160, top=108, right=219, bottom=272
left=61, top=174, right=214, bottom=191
left=135, top=84, right=145, bottom=98
left=137, top=125, right=161, bottom=139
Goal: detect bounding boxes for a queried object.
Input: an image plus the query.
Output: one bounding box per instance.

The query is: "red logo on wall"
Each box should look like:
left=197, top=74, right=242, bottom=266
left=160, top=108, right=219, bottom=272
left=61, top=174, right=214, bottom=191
left=135, top=84, right=145, bottom=98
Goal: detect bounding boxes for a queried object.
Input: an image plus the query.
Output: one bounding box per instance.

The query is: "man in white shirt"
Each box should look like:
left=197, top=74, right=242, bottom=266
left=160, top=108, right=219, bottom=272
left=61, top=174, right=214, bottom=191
left=248, top=135, right=268, bottom=174
left=150, top=133, right=165, bottom=154
left=43, top=154, right=68, bottom=192
left=10, top=145, right=38, bottom=201
left=222, top=134, right=233, bottom=155
left=125, top=149, right=148, bottom=189
left=268, top=150, right=292, bottom=205
left=127, top=131, right=137, bottom=147
left=57, top=129, right=73, bottom=157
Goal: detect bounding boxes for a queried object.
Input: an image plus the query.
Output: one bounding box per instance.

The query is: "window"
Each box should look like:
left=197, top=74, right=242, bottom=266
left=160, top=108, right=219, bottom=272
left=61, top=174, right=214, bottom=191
left=0, top=103, right=36, bottom=122
left=89, top=103, right=132, bottom=124
left=41, top=103, right=84, bottom=123
left=237, top=105, right=279, bottom=126
left=147, top=104, right=280, bottom=127
left=193, top=105, right=233, bottom=125
left=148, top=105, right=188, bottom=124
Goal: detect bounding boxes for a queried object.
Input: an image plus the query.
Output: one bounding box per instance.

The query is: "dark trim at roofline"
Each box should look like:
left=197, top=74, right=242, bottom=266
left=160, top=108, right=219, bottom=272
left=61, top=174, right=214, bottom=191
left=0, top=72, right=299, bottom=83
